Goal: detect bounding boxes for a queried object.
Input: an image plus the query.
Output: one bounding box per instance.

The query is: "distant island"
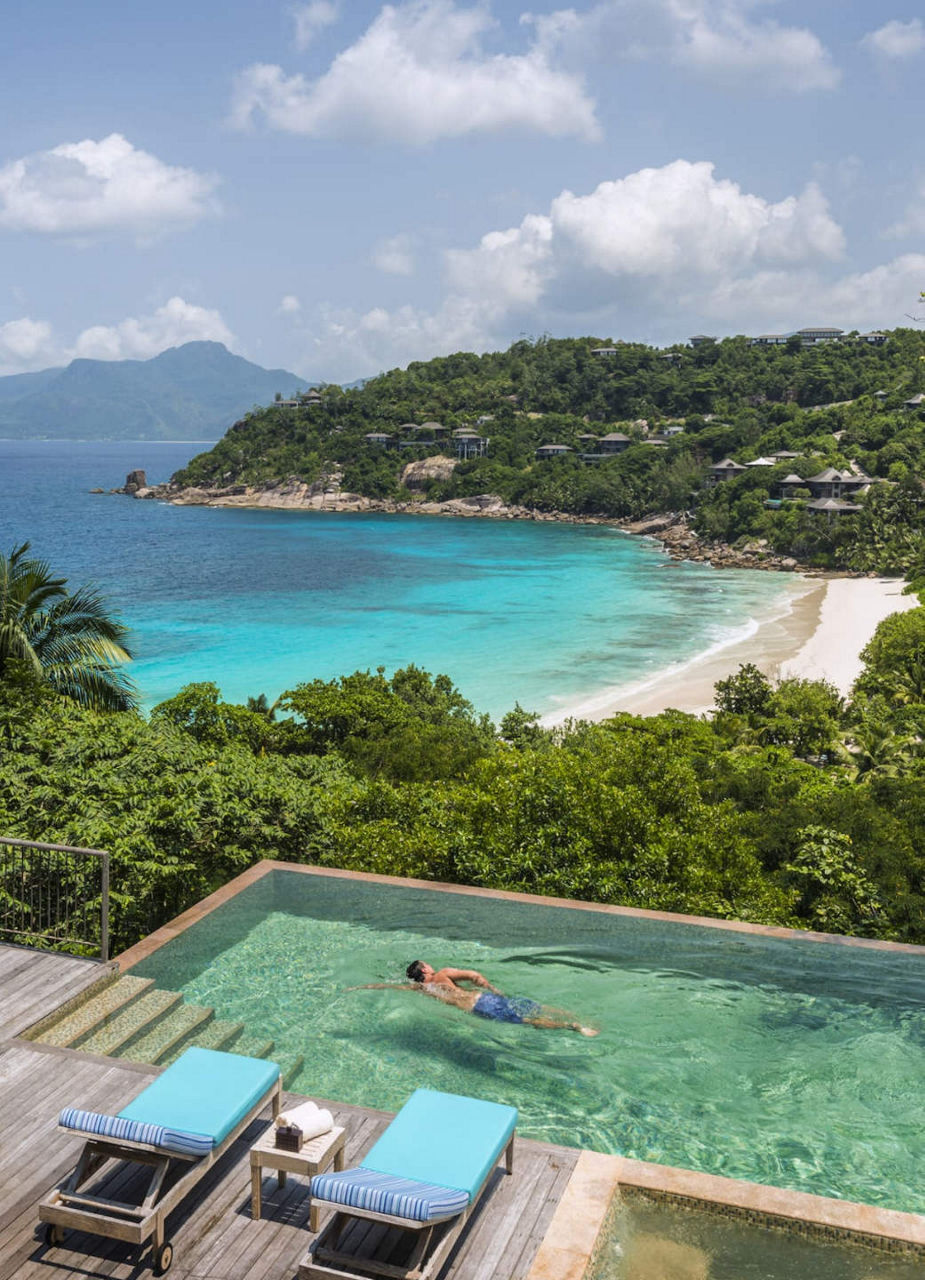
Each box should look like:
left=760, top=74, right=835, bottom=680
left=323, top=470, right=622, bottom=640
left=0, top=341, right=309, bottom=441
left=132, top=330, right=925, bottom=577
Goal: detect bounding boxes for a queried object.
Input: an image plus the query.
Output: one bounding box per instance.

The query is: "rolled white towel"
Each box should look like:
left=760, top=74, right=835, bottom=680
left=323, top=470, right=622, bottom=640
left=277, top=1100, right=333, bottom=1140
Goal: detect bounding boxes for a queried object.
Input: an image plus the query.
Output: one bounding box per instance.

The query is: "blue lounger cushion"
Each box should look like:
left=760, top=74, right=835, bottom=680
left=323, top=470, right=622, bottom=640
left=117, top=1047, right=280, bottom=1147
left=359, top=1089, right=517, bottom=1198
left=58, top=1108, right=213, bottom=1157
left=310, top=1169, right=469, bottom=1223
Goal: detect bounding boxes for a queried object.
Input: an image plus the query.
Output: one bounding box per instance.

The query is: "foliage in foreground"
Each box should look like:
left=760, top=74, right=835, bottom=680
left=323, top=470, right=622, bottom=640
left=0, top=542, right=137, bottom=711
left=1, top=602, right=923, bottom=955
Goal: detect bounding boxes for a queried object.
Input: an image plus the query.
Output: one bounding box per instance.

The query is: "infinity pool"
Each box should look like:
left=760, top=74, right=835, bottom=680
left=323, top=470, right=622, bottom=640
left=128, top=870, right=925, bottom=1213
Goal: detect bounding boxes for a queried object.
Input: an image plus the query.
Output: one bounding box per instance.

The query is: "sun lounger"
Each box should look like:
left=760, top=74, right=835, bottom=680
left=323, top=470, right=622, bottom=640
left=39, top=1046, right=281, bottom=1275
left=301, top=1087, right=517, bottom=1280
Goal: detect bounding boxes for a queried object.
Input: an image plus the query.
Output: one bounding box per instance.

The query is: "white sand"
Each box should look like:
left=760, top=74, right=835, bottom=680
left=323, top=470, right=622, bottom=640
left=543, top=576, right=917, bottom=724
left=778, top=577, right=917, bottom=693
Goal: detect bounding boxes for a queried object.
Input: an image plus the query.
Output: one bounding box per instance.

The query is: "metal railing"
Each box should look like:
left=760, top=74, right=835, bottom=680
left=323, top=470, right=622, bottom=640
left=0, top=837, right=110, bottom=961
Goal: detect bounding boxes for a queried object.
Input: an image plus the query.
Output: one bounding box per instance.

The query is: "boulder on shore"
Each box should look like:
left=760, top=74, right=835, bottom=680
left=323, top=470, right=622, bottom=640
left=401, top=455, right=458, bottom=491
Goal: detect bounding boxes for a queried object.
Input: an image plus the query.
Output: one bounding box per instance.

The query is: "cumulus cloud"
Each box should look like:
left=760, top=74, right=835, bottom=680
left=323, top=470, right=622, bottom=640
left=0, top=134, right=218, bottom=237
left=279, top=293, right=303, bottom=314
left=702, top=254, right=925, bottom=335
left=231, top=0, right=599, bottom=143
left=372, top=233, right=416, bottom=275
left=0, top=297, right=235, bottom=375
left=292, top=1, right=339, bottom=49
left=861, top=18, right=925, bottom=59
left=526, top=0, right=839, bottom=92
left=307, top=159, right=925, bottom=383
left=71, top=297, right=234, bottom=361
left=0, top=318, right=54, bottom=365
left=886, top=176, right=925, bottom=239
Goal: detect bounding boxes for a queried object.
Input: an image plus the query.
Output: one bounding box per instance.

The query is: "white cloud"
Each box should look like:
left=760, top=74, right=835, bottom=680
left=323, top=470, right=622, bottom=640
left=372, top=233, right=416, bottom=275
left=548, top=164, right=844, bottom=277
left=0, top=318, right=53, bottom=365
left=886, top=176, right=925, bottom=240
left=292, top=1, right=339, bottom=49
left=279, top=293, right=303, bottom=314
left=526, top=0, right=839, bottom=92
left=308, top=160, right=885, bottom=378
left=231, top=0, right=599, bottom=143
left=861, top=18, right=925, bottom=59
left=71, top=297, right=234, bottom=361
left=0, top=134, right=218, bottom=237
left=703, top=254, right=925, bottom=335
left=0, top=297, right=235, bottom=375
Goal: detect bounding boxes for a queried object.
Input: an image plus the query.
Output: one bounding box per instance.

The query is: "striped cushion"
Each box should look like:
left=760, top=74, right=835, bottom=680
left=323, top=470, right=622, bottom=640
left=310, top=1168, right=469, bottom=1223
left=58, top=1107, right=213, bottom=1157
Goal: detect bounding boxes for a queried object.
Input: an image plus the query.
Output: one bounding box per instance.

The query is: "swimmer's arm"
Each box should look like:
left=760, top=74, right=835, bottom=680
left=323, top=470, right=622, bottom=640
left=345, top=983, right=417, bottom=991
left=443, top=968, right=502, bottom=994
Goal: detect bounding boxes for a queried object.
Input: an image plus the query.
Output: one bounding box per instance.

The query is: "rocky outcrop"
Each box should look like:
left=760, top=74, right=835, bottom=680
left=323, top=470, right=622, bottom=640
left=649, top=518, right=808, bottom=572
left=400, top=455, right=457, bottom=490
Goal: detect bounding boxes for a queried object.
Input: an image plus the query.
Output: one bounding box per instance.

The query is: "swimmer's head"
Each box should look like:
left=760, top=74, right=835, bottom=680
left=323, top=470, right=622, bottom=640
left=406, top=960, right=433, bottom=983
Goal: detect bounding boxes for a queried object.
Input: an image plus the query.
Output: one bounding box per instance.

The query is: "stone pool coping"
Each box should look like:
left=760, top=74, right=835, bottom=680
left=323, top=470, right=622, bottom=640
left=526, top=1151, right=925, bottom=1278
left=114, top=859, right=925, bottom=1259
left=115, top=857, right=925, bottom=972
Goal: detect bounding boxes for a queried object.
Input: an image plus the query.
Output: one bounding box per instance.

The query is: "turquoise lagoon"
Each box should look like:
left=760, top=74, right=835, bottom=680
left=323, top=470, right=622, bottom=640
left=1, top=440, right=804, bottom=717
left=130, top=870, right=925, bottom=1215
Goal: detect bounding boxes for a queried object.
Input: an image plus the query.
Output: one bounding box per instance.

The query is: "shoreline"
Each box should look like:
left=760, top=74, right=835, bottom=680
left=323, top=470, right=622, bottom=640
left=542, top=577, right=917, bottom=724
left=123, top=482, right=918, bottom=723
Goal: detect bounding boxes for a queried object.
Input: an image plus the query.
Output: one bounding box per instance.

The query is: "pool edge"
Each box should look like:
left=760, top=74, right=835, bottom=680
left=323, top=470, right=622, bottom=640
left=526, top=1153, right=925, bottom=1280
left=115, top=858, right=925, bottom=971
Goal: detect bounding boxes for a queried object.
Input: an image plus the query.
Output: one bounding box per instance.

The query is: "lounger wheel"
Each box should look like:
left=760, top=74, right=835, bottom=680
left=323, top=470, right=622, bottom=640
left=44, top=1223, right=65, bottom=1247
left=152, top=1241, right=174, bottom=1275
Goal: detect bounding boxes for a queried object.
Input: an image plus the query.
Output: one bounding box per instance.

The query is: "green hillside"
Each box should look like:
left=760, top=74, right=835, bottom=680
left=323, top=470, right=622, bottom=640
left=0, top=341, right=309, bottom=440
left=175, top=331, right=925, bottom=573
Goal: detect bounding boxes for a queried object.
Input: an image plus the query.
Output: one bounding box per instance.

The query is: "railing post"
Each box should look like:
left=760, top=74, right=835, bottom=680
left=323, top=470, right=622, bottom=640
left=100, top=852, right=110, bottom=963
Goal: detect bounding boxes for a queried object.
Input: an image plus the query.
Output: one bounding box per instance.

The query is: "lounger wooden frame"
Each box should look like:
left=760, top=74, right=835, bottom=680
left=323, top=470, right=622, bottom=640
left=300, top=1131, right=514, bottom=1280
left=39, top=1073, right=281, bottom=1273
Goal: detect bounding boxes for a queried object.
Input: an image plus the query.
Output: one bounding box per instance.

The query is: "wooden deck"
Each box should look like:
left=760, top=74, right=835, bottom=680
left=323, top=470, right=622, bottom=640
left=0, top=944, right=110, bottom=1040
left=0, top=947, right=580, bottom=1280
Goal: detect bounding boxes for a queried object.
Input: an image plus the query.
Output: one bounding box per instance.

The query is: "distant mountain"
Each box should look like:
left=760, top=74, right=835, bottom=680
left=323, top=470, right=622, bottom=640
left=0, top=342, right=311, bottom=440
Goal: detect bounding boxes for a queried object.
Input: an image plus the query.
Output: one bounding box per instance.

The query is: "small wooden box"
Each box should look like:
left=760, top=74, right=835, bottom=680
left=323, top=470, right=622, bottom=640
left=274, top=1124, right=302, bottom=1152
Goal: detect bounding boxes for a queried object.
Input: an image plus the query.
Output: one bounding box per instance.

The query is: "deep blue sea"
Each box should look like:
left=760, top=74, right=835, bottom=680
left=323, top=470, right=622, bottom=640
left=0, top=440, right=803, bottom=719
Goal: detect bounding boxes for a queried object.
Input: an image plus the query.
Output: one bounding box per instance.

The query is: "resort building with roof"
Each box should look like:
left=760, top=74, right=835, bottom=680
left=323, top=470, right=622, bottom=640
left=705, top=458, right=747, bottom=486
left=535, top=444, right=573, bottom=459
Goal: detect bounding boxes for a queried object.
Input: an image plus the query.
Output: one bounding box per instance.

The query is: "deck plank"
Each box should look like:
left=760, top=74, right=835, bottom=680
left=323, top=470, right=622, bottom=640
left=0, top=944, right=108, bottom=1040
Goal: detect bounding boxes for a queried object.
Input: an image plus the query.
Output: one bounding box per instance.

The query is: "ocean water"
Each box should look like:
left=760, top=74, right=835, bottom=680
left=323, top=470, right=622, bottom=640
left=0, top=440, right=804, bottom=718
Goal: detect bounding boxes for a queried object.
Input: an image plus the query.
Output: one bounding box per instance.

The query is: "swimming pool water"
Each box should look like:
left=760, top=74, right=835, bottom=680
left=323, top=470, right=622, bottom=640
left=128, top=871, right=925, bottom=1214
left=590, top=1194, right=925, bottom=1279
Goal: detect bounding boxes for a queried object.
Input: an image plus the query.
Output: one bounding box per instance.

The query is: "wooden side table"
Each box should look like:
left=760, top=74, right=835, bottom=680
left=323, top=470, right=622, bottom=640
left=250, top=1125, right=347, bottom=1231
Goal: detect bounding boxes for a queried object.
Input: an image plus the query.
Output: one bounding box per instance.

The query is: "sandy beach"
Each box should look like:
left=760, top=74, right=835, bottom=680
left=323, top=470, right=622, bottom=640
left=544, top=576, right=917, bottom=724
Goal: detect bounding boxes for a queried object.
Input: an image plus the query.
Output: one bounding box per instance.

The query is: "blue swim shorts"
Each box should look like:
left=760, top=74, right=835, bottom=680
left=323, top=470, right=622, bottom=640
left=473, top=993, right=541, bottom=1024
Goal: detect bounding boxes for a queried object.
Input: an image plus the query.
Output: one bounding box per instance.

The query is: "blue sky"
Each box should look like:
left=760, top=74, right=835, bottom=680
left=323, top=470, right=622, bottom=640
left=1, top=1, right=923, bottom=382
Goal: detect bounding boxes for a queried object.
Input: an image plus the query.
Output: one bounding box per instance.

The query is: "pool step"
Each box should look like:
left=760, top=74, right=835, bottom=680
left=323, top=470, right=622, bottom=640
left=281, top=1054, right=304, bottom=1090
left=231, top=1034, right=275, bottom=1061
left=33, top=975, right=155, bottom=1048
left=161, top=1017, right=245, bottom=1065
left=76, top=989, right=182, bottom=1056
left=119, top=1002, right=215, bottom=1064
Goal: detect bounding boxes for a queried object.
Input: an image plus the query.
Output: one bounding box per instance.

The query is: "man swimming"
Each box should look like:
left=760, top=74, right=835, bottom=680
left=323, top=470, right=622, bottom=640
left=356, top=960, right=598, bottom=1035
